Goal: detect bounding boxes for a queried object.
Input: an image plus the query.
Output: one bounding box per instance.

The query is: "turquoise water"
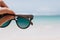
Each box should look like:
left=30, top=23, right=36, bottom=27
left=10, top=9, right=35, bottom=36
left=33, top=15, right=60, bottom=24
left=33, top=16, right=60, bottom=22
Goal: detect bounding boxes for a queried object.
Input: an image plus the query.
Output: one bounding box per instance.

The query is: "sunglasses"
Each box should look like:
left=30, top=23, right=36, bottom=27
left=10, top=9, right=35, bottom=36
left=0, top=14, right=33, bottom=29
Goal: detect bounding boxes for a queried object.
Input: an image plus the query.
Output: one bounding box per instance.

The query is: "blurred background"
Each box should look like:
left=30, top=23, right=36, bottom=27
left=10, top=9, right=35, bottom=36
left=0, top=0, right=60, bottom=40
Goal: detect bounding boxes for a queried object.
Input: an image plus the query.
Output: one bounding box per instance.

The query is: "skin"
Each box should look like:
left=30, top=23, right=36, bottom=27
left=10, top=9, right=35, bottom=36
left=0, top=0, right=15, bottom=26
left=0, top=0, right=33, bottom=26
left=0, top=0, right=8, bottom=7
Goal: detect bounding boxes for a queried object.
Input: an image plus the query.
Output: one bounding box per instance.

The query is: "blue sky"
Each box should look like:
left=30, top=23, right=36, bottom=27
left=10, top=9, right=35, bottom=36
left=4, top=0, right=60, bottom=15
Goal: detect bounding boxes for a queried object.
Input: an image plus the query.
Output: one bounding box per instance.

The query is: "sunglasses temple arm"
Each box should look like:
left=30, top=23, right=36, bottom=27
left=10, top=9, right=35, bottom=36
left=30, top=22, right=33, bottom=25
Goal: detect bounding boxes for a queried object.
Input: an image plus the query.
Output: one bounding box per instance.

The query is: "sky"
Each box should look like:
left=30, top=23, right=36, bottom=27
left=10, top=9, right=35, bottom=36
left=4, top=0, right=60, bottom=15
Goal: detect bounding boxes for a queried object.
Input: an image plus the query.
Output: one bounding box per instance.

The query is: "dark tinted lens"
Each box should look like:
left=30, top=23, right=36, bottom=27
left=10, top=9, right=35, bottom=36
left=16, top=17, right=30, bottom=29
left=0, top=20, right=11, bottom=28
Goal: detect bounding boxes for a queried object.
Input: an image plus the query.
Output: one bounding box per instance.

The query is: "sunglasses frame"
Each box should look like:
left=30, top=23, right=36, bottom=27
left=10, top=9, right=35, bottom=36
left=0, top=14, right=33, bottom=29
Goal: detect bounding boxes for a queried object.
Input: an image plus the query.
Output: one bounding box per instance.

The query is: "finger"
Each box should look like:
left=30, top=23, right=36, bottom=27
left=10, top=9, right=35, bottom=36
left=0, top=8, right=15, bottom=15
left=0, top=15, right=14, bottom=26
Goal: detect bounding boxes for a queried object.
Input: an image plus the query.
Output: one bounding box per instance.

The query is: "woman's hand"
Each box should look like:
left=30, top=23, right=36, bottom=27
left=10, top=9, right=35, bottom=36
left=0, top=8, right=15, bottom=26
left=0, top=0, right=15, bottom=26
left=0, top=0, right=8, bottom=8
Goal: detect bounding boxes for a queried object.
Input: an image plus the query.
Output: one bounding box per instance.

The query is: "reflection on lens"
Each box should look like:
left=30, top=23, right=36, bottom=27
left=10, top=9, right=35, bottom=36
left=16, top=17, right=30, bottom=29
left=0, top=20, right=11, bottom=28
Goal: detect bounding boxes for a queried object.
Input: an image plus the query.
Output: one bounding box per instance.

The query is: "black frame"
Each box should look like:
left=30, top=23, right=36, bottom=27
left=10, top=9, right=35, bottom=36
left=0, top=14, right=33, bottom=29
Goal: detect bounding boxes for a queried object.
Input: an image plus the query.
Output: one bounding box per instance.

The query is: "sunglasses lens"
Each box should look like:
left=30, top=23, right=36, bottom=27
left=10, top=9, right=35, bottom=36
left=0, top=20, right=11, bottom=28
left=16, top=17, right=30, bottom=29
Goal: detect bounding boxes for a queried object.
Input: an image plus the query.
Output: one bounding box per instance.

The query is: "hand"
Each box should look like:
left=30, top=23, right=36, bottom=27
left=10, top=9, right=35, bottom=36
left=0, top=8, right=15, bottom=26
